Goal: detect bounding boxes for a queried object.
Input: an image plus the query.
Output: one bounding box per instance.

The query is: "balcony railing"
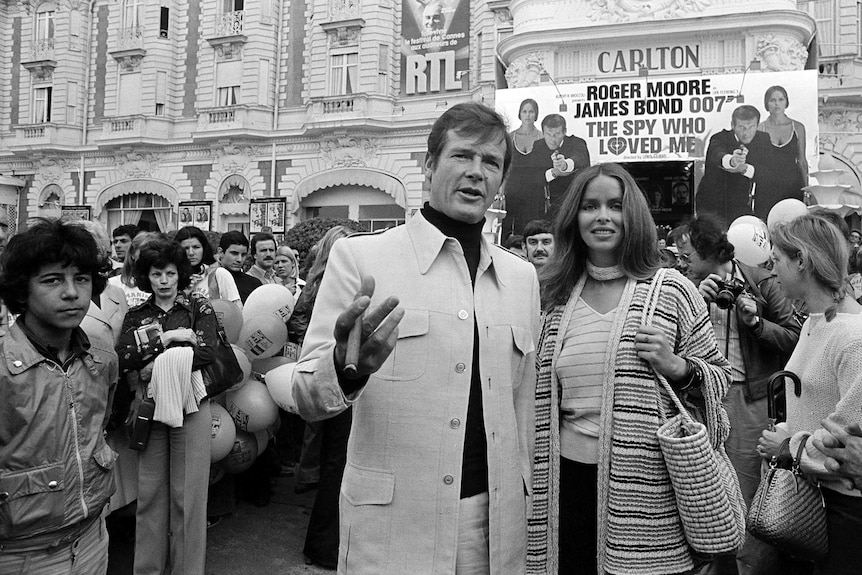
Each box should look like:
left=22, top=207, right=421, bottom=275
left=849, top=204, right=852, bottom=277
left=216, top=11, right=244, bottom=36
left=31, top=37, right=55, bottom=61
left=208, top=109, right=236, bottom=123
left=22, top=125, right=46, bottom=138
left=330, top=0, right=360, bottom=20
left=116, top=26, right=144, bottom=50
left=322, top=98, right=355, bottom=114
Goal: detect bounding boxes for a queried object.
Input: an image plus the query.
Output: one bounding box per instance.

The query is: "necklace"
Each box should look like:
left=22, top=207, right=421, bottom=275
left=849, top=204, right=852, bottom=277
left=586, top=261, right=625, bottom=282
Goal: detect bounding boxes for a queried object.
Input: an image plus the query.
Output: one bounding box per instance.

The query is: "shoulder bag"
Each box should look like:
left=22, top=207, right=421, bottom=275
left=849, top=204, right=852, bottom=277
left=645, top=269, right=748, bottom=555
left=191, top=298, right=243, bottom=398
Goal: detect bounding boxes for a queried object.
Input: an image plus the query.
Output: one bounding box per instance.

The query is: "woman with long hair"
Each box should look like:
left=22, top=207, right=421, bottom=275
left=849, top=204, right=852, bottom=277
left=287, top=225, right=352, bottom=569
left=758, top=215, right=862, bottom=575
left=117, top=239, right=223, bottom=575
left=528, top=163, right=731, bottom=575
left=174, top=226, right=242, bottom=309
left=758, top=85, right=808, bottom=206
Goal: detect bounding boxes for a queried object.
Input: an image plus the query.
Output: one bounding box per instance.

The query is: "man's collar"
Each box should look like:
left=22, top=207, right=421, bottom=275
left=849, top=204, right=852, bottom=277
left=407, top=212, right=503, bottom=285
left=15, top=315, right=90, bottom=367
left=252, top=264, right=274, bottom=277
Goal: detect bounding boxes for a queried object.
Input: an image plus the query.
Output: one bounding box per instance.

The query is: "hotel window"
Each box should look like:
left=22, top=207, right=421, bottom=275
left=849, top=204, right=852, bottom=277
left=155, top=71, right=167, bottom=115
left=35, top=7, right=55, bottom=40
left=216, top=60, right=242, bottom=106
left=223, top=0, right=244, bottom=12
left=122, top=0, right=145, bottom=29
left=66, top=81, right=78, bottom=123
left=34, top=86, right=53, bottom=123
left=330, top=51, right=358, bottom=95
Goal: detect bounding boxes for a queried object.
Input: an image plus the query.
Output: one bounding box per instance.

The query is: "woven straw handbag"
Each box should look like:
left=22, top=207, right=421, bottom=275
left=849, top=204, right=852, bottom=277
left=747, top=435, right=828, bottom=561
left=645, top=269, right=748, bottom=555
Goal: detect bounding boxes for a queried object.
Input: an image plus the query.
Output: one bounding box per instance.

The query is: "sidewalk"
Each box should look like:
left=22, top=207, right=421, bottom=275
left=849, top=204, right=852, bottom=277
left=108, top=473, right=331, bottom=575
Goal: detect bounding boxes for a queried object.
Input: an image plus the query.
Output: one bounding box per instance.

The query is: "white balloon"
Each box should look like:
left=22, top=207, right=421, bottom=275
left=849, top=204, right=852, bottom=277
left=210, top=403, right=237, bottom=462
left=729, top=215, right=767, bottom=234
left=226, top=380, right=279, bottom=433
left=243, top=284, right=295, bottom=323
left=727, top=223, right=771, bottom=267
left=767, top=199, right=808, bottom=230
left=238, top=315, right=288, bottom=359
left=265, top=362, right=299, bottom=415
left=230, top=344, right=252, bottom=383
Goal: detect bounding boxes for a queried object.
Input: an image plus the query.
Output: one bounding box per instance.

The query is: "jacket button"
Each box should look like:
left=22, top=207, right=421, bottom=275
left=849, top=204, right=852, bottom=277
left=455, top=363, right=466, bottom=373
left=443, top=475, right=454, bottom=485
left=12, top=360, right=21, bottom=367
left=48, top=481, right=58, bottom=489
left=450, top=418, right=461, bottom=429
left=458, top=310, right=469, bottom=320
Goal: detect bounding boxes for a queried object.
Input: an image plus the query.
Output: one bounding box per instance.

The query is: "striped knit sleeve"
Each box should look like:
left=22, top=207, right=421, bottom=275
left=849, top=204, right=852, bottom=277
left=663, top=269, right=732, bottom=447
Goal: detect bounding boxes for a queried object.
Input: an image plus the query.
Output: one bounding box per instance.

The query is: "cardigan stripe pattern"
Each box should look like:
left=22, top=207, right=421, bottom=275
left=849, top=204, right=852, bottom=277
left=527, top=270, right=731, bottom=575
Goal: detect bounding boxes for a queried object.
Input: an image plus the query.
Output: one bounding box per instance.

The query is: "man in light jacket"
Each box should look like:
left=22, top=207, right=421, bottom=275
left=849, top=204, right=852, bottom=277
left=290, top=102, right=539, bottom=574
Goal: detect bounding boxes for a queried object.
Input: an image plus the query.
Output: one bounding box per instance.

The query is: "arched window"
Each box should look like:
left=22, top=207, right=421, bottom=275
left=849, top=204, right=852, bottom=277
left=38, top=184, right=63, bottom=219
left=35, top=3, right=55, bottom=42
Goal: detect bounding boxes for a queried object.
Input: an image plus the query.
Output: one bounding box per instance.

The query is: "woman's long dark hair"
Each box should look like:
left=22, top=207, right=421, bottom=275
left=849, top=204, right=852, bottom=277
left=540, top=163, right=660, bottom=310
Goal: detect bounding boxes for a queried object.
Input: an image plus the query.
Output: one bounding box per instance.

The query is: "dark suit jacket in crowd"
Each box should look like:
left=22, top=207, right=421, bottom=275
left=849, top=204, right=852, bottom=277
left=696, top=129, right=770, bottom=224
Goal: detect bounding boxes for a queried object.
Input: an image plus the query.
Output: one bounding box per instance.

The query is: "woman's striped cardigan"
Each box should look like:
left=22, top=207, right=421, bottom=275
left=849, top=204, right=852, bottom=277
left=526, top=269, right=731, bottom=575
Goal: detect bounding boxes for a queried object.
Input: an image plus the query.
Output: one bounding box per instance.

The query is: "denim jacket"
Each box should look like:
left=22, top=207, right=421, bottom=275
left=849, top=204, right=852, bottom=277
left=0, top=323, right=118, bottom=549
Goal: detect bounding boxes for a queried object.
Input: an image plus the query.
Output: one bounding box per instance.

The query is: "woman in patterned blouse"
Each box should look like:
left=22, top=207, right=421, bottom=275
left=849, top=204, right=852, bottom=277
left=117, top=239, right=220, bottom=575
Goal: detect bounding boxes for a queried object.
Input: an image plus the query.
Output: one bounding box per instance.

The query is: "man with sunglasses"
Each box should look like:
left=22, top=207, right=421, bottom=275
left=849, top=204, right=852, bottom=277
left=674, top=214, right=800, bottom=575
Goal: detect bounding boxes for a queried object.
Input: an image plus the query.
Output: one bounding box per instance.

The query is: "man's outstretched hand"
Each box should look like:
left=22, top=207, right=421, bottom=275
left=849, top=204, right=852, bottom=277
left=333, top=275, right=404, bottom=382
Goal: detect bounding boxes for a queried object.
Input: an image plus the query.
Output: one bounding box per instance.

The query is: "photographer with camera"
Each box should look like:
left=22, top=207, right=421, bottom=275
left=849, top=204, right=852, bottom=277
left=675, top=214, right=801, bottom=575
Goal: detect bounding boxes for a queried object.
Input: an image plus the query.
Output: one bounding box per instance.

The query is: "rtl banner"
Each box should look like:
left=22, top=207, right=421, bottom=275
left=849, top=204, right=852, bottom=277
left=400, top=0, right=469, bottom=95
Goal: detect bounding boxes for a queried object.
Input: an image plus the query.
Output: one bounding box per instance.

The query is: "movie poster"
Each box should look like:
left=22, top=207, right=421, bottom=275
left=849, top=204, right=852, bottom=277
left=179, top=201, right=212, bottom=232
left=495, top=69, right=819, bottom=231
left=249, top=198, right=286, bottom=234
left=400, top=0, right=469, bottom=95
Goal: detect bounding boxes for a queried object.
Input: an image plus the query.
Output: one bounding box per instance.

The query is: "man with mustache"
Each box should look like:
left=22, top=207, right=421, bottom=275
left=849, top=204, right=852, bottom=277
left=523, top=219, right=554, bottom=272
left=247, top=231, right=279, bottom=284
left=0, top=219, right=119, bottom=574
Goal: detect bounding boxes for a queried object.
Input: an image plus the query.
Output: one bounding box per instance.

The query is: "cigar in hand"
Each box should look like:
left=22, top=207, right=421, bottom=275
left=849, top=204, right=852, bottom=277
left=343, top=312, right=364, bottom=377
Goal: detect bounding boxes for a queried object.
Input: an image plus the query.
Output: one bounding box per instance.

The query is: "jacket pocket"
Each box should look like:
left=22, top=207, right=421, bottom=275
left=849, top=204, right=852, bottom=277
left=0, top=463, right=65, bottom=539
left=341, top=463, right=395, bottom=506
left=489, top=325, right=534, bottom=389
left=373, top=309, right=429, bottom=382
left=93, top=442, right=118, bottom=471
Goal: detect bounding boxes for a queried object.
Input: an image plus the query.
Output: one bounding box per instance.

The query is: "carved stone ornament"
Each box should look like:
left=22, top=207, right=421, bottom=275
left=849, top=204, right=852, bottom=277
left=215, top=144, right=256, bottom=173
left=818, top=110, right=862, bottom=133
left=27, top=64, right=55, bottom=82
left=330, top=0, right=361, bottom=20
left=215, top=42, right=244, bottom=61
left=505, top=52, right=545, bottom=88
left=588, top=0, right=712, bottom=23
left=319, top=137, right=378, bottom=168
left=115, top=151, right=160, bottom=179
left=494, top=8, right=512, bottom=26
left=115, top=54, right=143, bottom=73
left=328, top=27, right=360, bottom=47
left=36, top=157, right=69, bottom=184
left=755, top=34, right=808, bottom=72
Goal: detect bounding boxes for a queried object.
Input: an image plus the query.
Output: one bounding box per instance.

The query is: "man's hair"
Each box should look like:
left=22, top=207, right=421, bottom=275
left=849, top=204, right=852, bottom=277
left=174, top=225, right=215, bottom=265
left=666, top=225, right=688, bottom=247
left=503, top=234, right=524, bottom=250
left=523, top=219, right=553, bottom=240
left=112, top=224, right=140, bottom=240
left=426, top=102, right=513, bottom=176
left=731, top=105, right=761, bottom=126
left=541, top=113, right=566, bottom=132
left=0, top=218, right=107, bottom=314
left=250, top=232, right=276, bottom=255
left=133, top=239, right=193, bottom=293
left=220, top=230, right=249, bottom=251
left=681, top=215, right=735, bottom=263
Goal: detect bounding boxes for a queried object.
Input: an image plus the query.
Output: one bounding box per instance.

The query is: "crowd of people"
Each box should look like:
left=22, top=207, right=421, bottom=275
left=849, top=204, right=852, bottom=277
left=1, top=101, right=861, bottom=575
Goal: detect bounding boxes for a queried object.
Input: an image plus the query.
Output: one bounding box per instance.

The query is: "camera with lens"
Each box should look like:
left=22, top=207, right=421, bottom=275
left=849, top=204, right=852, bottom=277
left=714, top=277, right=747, bottom=310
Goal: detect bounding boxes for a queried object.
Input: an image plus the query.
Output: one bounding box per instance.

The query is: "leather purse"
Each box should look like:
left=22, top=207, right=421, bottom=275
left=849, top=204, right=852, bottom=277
left=747, top=435, right=828, bottom=561
left=191, top=299, right=244, bottom=398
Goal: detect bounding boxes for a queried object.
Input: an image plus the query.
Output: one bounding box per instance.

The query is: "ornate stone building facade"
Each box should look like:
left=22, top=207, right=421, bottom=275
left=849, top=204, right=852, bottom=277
left=0, top=0, right=503, bottom=234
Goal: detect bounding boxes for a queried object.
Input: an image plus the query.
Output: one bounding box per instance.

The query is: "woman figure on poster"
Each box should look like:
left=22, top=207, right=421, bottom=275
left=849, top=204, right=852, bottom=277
left=510, top=98, right=542, bottom=155
left=501, top=98, right=545, bottom=235
left=175, top=226, right=242, bottom=310
left=528, top=163, right=731, bottom=575
left=757, top=85, right=808, bottom=210
left=757, top=215, right=862, bottom=575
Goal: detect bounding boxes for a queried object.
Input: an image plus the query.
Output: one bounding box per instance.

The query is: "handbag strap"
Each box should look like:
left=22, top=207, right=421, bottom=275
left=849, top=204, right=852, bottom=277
left=642, top=269, right=695, bottom=426
left=792, top=434, right=810, bottom=473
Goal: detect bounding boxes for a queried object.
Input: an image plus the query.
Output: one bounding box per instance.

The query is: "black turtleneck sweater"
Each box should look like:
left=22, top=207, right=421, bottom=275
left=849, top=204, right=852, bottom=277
left=421, top=203, right=488, bottom=499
